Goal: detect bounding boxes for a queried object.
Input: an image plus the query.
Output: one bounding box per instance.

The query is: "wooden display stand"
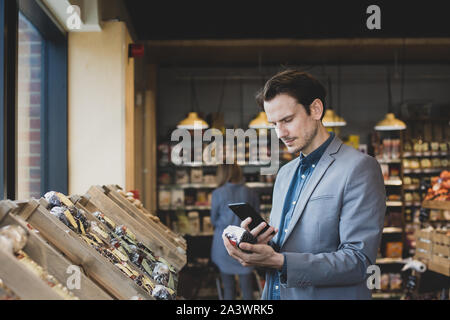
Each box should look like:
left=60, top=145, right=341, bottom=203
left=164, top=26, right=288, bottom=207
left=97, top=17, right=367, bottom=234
left=0, top=200, right=113, bottom=300
left=82, top=185, right=186, bottom=271
left=415, top=200, right=450, bottom=277
left=104, top=184, right=187, bottom=251
left=1, top=199, right=154, bottom=300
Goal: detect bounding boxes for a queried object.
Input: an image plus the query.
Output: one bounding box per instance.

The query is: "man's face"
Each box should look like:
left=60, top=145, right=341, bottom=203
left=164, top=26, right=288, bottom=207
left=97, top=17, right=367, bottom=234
left=264, top=93, right=319, bottom=154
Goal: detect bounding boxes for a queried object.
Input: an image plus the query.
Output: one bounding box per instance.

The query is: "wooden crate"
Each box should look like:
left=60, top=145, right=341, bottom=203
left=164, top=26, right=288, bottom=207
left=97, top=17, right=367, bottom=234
left=0, top=200, right=113, bottom=300
left=5, top=199, right=154, bottom=300
left=104, top=184, right=187, bottom=251
left=422, top=200, right=450, bottom=211
left=429, top=254, right=450, bottom=277
left=84, top=185, right=186, bottom=271
left=70, top=196, right=178, bottom=295
left=0, top=249, right=64, bottom=300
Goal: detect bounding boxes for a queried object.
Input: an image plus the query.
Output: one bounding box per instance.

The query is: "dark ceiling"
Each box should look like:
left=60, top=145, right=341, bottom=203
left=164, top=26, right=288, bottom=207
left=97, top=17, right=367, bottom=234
left=123, top=1, right=450, bottom=65
left=124, top=1, right=450, bottom=41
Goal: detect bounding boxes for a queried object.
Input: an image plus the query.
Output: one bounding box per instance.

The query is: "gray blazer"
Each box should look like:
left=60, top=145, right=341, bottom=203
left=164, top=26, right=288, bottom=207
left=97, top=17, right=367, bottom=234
left=261, top=135, right=386, bottom=300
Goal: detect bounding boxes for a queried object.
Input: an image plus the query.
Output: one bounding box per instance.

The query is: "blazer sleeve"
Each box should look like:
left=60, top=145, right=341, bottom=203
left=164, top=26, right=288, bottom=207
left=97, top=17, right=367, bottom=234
left=281, top=156, right=386, bottom=288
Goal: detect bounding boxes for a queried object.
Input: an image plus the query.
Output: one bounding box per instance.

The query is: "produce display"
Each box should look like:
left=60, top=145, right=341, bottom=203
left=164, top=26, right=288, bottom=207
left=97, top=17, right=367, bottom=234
left=0, top=225, right=79, bottom=300
left=44, top=191, right=177, bottom=300
left=117, top=189, right=161, bottom=223
left=424, top=170, right=450, bottom=201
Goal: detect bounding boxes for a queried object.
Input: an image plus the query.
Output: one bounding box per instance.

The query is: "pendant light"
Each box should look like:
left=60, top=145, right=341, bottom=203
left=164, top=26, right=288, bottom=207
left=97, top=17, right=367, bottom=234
left=374, top=66, right=406, bottom=131
left=249, top=111, right=272, bottom=129
left=177, top=77, right=209, bottom=129
left=322, top=75, right=346, bottom=127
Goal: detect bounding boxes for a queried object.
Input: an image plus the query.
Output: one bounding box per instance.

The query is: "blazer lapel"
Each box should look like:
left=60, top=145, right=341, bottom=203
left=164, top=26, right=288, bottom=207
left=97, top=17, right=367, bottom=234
left=280, top=136, right=343, bottom=248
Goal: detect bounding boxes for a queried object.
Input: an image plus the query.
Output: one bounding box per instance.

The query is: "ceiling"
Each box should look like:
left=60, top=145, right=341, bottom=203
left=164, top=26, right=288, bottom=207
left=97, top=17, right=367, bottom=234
left=123, top=1, right=450, bottom=65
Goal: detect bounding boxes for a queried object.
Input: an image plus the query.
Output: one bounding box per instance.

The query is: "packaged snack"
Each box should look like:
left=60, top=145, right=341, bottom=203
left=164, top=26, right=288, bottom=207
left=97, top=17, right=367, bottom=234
left=0, top=225, right=28, bottom=253
left=223, top=226, right=257, bottom=252
left=152, top=285, right=175, bottom=300
left=152, top=262, right=170, bottom=286
left=44, top=191, right=62, bottom=208
left=389, top=273, right=403, bottom=291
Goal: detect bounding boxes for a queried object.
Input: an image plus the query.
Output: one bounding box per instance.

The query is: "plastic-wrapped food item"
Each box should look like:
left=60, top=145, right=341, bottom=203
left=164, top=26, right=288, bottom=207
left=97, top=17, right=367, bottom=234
left=114, top=225, right=136, bottom=242
left=89, top=221, right=110, bottom=242
left=0, top=235, right=14, bottom=255
left=44, top=191, right=62, bottom=208
left=152, top=285, right=175, bottom=300
left=152, top=262, right=170, bottom=286
left=223, top=225, right=257, bottom=252
left=0, top=225, right=28, bottom=253
left=93, top=211, right=116, bottom=230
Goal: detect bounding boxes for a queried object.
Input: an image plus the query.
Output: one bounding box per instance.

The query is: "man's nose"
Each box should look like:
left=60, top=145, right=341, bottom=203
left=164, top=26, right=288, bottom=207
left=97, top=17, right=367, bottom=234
left=276, top=124, right=288, bottom=139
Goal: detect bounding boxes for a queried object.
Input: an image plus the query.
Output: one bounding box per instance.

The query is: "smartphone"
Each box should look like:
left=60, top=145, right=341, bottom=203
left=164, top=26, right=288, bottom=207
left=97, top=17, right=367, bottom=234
left=228, top=202, right=274, bottom=237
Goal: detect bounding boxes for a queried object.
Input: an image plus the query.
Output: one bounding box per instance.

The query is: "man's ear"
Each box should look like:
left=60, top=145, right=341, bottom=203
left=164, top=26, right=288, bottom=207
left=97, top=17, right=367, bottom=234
left=310, top=98, right=324, bottom=120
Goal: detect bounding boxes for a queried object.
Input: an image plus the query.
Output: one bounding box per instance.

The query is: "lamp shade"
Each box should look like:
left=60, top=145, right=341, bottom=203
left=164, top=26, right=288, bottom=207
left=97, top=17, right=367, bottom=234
left=249, top=112, right=273, bottom=129
left=322, top=109, right=347, bottom=127
left=177, top=112, right=209, bottom=129
left=374, top=113, right=406, bottom=131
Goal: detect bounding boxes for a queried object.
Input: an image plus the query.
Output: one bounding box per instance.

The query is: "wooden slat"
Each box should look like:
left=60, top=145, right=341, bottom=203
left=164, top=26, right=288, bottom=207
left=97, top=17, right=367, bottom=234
left=105, top=184, right=187, bottom=250
left=0, top=212, right=113, bottom=300
left=86, top=185, right=186, bottom=271
left=14, top=199, right=153, bottom=300
left=0, top=250, right=63, bottom=300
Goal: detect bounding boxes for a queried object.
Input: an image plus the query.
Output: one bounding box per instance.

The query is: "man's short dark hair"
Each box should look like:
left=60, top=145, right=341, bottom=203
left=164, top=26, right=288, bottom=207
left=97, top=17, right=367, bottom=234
left=256, top=70, right=327, bottom=120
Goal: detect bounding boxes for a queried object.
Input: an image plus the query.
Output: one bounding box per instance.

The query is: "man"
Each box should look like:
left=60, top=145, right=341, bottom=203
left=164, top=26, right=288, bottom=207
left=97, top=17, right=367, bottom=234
left=223, top=70, right=386, bottom=300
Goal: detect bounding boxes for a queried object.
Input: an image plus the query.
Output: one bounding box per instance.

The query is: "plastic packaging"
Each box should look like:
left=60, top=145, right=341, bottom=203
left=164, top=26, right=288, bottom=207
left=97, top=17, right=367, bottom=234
left=0, top=235, right=14, bottom=255
left=44, top=191, right=61, bottom=208
left=0, top=225, right=28, bottom=253
left=152, top=262, right=170, bottom=286
left=223, top=225, right=257, bottom=252
left=152, top=285, right=175, bottom=300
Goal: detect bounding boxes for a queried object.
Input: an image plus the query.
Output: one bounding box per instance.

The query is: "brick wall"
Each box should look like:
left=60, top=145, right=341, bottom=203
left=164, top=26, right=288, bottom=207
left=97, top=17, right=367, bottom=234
left=17, top=12, right=42, bottom=199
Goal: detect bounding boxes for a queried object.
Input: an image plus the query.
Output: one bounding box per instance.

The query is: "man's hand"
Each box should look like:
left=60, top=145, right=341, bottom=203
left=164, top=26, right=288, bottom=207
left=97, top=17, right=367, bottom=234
left=240, top=217, right=278, bottom=244
left=222, top=233, right=284, bottom=269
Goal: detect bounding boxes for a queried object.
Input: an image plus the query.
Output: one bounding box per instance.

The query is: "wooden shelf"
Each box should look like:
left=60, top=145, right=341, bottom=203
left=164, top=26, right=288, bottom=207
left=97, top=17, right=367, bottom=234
left=377, top=158, right=401, bottom=164
left=383, top=227, right=403, bottom=234
left=376, top=257, right=404, bottom=264
left=422, top=200, right=450, bottom=211
left=384, top=179, right=403, bottom=186
left=386, top=201, right=403, bottom=207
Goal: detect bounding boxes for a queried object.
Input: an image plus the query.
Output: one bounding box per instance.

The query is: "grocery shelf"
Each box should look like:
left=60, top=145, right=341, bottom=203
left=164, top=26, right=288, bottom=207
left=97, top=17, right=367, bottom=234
left=383, top=227, right=403, bottom=234
left=403, top=168, right=444, bottom=174
left=403, top=184, right=420, bottom=190
left=403, top=151, right=449, bottom=158
left=376, top=258, right=404, bottom=264
left=384, top=179, right=402, bottom=186
left=376, top=158, right=401, bottom=164
left=372, top=292, right=403, bottom=299
left=386, top=201, right=403, bottom=207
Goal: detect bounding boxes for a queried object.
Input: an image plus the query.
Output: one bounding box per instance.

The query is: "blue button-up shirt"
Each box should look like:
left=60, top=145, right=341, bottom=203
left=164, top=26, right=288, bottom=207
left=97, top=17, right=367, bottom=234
left=269, top=132, right=334, bottom=300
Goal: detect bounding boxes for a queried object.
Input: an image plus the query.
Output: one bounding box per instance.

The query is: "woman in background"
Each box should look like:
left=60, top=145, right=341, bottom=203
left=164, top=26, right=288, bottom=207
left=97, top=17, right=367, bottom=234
left=210, top=163, right=260, bottom=300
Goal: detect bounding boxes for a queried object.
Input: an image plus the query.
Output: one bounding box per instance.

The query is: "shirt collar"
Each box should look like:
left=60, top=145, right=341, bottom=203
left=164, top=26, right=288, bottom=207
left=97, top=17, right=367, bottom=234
left=299, top=132, right=335, bottom=167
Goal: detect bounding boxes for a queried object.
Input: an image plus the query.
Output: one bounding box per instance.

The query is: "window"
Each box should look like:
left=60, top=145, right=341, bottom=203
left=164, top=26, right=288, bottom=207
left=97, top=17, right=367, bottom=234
left=17, top=12, right=44, bottom=199
left=1, top=0, right=67, bottom=200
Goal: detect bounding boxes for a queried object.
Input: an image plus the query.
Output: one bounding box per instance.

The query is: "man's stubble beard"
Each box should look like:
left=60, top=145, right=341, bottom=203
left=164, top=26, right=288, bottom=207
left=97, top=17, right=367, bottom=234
left=289, top=121, right=319, bottom=155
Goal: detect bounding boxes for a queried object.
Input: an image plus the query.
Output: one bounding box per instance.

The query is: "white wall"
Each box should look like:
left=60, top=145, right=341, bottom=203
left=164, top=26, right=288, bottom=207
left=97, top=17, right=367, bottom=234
left=68, top=21, right=128, bottom=194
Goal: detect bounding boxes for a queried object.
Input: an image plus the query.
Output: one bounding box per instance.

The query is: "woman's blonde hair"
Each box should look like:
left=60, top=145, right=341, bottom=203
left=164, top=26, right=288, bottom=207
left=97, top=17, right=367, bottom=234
left=216, top=163, right=244, bottom=187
